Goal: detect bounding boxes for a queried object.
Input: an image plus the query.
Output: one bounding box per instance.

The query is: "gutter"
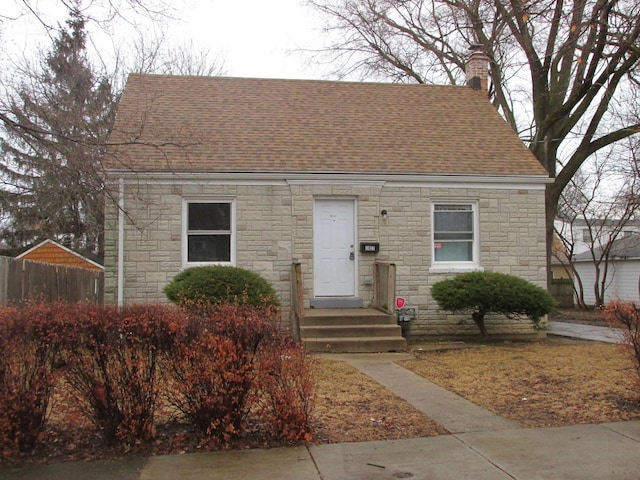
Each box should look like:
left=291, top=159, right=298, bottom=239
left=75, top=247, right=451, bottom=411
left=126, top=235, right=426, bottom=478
left=118, top=178, right=124, bottom=307
left=106, top=170, right=553, bottom=189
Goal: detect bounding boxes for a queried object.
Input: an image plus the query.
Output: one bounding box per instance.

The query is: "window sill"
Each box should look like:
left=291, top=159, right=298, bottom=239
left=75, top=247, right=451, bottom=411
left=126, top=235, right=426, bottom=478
left=429, top=266, right=484, bottom=274
left=183, top=261, right=235, bottom=268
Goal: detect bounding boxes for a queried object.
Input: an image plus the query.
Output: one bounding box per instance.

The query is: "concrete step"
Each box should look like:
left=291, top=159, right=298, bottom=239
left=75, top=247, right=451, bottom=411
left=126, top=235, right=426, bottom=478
left=300, top=309, right=396, bottom=327
left=303, top=336, right=407, bottom=353
left=300, top=324, right=402, bottom=338
left=298, top=308, right=405, bottom=353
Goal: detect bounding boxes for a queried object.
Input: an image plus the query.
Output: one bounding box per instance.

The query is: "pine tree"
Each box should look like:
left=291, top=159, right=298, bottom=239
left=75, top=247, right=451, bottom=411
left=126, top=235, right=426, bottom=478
left=0, top=7, right=115, bottom=260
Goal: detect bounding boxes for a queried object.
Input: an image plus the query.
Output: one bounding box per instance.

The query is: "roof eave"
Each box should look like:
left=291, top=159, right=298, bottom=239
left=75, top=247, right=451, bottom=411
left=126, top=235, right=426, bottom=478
left=107, top=170, right=552, bottom=186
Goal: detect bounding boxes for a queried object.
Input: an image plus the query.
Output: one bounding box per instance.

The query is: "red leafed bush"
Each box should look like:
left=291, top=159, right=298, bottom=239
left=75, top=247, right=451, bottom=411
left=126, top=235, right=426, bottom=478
left=1, top=300, right=316, bottom=453
left=604, top=301, right=640, bottom=391
left=256, top=337, right=315, bottom=442
left=63, top=304, right=184, bottom=445
left=164, top=304, right=281, bottom=443
left=164, top=332, right=255, bottom=442
left=0, top=302, right=69, bottom=455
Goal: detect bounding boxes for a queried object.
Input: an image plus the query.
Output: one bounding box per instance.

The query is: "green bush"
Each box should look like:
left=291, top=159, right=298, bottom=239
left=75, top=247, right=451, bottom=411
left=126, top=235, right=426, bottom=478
left=431, top=271, right=556, bottom=338
left=164, top=266, right=279, bottom=307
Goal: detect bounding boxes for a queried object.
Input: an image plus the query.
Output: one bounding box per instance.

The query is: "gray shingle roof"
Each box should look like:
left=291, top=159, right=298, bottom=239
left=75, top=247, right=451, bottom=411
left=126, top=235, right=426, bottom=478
left=574, top=234, right=640, bottom=262
left=107, top=74, right=549, bottom=177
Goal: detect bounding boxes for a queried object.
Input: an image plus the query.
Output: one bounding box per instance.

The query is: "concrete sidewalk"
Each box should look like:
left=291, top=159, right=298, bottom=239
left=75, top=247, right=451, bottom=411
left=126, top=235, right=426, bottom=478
left=3, top=336, right=640, bottom=479
left=548, top=320, right=624, bottom=343
left=6, top=421, right=639, bottom=480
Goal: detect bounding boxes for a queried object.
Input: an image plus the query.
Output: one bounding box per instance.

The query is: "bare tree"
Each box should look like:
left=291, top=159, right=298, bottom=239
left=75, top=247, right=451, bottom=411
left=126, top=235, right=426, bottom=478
left=0, top=9, right=115, bottom=258
left=555, top=145, right=640, bottom=307
left=0, top=1, right=225, bottom=258
left=125, top=34, right=227, bottom=77
left=308, top=0, right=640, bottom=283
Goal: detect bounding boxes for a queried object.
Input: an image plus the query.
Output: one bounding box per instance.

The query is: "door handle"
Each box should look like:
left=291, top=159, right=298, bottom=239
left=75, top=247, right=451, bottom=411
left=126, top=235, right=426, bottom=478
left=349, top=251, right=355, bottom=260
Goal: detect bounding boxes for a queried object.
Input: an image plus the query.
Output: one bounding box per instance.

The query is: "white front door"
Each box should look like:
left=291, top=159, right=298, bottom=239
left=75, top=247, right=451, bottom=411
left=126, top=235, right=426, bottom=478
left=313, top=199, right=356, bottom=297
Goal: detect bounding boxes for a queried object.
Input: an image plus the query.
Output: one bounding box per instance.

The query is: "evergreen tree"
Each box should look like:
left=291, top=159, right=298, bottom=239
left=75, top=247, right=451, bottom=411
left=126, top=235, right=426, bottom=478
left=0, top=7, right=115, bottom=260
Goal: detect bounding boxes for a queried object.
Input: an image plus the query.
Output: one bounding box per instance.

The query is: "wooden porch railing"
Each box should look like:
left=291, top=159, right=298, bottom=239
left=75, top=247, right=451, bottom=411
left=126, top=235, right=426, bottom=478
left=291, top=262, right=304, bottom=340
left=372, top=261, right=396, bottom=314
left=291, top=262, right=304, bottom=317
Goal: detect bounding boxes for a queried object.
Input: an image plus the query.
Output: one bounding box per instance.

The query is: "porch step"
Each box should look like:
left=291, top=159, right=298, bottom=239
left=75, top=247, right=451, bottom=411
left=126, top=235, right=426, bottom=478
left=303, top=336, right=407, bottom=353
left=299, top=308, right=406, bottom=353
left=301, top=324, right=402, bottom=338
left=300, top=309, right=395, bottom=326
left=309, top=297, right=364, bottom=309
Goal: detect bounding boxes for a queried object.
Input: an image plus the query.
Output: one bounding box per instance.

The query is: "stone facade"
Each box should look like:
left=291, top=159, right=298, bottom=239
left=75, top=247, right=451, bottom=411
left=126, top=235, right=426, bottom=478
left=104, top=179, right=547, bottom=337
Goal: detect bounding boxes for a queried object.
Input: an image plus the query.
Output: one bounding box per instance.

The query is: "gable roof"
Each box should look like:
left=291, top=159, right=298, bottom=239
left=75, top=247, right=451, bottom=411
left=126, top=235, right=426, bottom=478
left=574, top=234, right=640, bottom=262
left=17, top=239, right=104, bottom=271
left=107, top=74, right=549, bottom=177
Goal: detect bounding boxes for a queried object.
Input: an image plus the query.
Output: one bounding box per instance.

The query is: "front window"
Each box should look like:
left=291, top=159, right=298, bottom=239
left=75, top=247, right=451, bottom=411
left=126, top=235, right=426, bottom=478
left=432, top=202, right=478, bottom=268
left=184, top=200, right=235, bottom=265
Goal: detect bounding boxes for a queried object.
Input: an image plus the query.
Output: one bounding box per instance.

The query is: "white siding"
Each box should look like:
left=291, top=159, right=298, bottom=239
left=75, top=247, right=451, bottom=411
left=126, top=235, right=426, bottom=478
left=574, top=259, right=640, bottom=305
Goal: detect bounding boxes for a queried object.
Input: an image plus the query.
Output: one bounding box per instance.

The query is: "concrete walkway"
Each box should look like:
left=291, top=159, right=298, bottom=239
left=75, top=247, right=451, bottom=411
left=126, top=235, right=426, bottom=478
left=548, top=320, right=625, bottom=343
left=338, top=353, right=520, bottom=434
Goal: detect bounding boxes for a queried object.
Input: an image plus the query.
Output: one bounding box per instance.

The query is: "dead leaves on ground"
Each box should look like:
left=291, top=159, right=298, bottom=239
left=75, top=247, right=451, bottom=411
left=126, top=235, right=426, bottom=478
left=7, top=339, right=640, bottom=465
left=400, top=341, right=640, bottom=428
left=310, top=359, right=447, bottom=443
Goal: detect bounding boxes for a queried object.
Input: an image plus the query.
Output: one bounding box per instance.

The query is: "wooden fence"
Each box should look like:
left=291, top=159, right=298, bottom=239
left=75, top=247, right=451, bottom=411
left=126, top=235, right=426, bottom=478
left=550, top=278, right=574, bottom=308
left=0, top=256, right=104, bottom=306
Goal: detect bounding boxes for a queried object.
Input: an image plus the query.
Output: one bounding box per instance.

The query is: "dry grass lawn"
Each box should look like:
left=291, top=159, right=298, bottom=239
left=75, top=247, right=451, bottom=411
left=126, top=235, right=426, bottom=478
left=311, top=358, right=447, bottom=443
left=6, top=335, right=640, bottom=464
left=400, top=339, right=640, bottom=428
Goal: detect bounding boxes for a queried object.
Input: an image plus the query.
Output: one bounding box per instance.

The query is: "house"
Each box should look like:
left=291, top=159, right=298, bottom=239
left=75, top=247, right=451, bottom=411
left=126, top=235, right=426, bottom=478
left=17, top=239, right=104, bottom=271
left=104, top=54, right=551, bottom=344
left=573, top=233, right=640, bottom=305
left=554, top=218, right=640, bottom=256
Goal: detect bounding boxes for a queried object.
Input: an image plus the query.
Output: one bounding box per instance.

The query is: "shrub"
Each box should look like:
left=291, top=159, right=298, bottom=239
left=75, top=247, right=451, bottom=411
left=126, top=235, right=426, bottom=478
left=431, top=271, right=556, bottom=338
left=0, top=301, right=315, bottom=452
left=0, top=302, right=68, bottom=455
left=164, top=266, right=279, bottom=307
left=163, top=304, right=279, bottom=443
left=63, top=304, right=183, bottom=445
left=256, top=337, right=315, bottom=442
left=604, top=301, right=640, bottom=391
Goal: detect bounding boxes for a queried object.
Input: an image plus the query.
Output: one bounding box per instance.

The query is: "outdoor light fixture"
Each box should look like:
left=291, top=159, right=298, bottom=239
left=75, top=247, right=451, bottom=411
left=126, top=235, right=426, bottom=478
left=380, top=209, right=388, bottom=219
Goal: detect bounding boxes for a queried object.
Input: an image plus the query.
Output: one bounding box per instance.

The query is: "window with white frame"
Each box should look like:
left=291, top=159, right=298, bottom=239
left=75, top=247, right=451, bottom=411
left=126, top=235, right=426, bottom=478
left=432, top=202, right=478, bottom=267
left=184, top=200, right=235, bottom=265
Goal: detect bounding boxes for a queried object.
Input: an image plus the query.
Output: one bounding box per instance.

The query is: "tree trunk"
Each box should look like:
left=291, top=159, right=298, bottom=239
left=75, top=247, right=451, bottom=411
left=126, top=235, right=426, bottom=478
left=545, top=184, right=559, bottom=290
left=472, top=311, right=488, bottom=338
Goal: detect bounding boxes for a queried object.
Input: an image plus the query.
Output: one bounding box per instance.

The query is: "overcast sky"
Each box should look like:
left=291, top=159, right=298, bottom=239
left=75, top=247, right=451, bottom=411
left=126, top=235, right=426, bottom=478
left=175, top=0, right=328, bottom=79
left=2, top=0, right=331, bottom=80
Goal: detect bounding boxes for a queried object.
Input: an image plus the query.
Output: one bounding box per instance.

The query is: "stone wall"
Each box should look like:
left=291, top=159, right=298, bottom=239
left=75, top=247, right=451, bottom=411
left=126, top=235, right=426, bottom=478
left=104, top=179, right=547, bottom=337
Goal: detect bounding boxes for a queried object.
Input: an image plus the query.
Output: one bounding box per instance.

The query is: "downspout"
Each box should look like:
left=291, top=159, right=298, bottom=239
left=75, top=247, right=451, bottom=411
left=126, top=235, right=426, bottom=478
left=117, top=177, right=125, bottom=307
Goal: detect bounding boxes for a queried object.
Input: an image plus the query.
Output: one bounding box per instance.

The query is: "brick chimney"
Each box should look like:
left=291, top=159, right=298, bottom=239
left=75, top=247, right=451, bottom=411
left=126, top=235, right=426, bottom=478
left=465, top=45, right=489, bottom=93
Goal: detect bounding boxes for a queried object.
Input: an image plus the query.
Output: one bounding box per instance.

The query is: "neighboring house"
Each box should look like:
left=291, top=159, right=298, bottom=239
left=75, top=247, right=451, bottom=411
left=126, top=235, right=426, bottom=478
left=555, top=218, right=640, bottom=256
left=573, top=234, right=640, bottom=305
left=17, top=239, right=104, bottom=271
left=104, top=54, right=551, bottom=338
